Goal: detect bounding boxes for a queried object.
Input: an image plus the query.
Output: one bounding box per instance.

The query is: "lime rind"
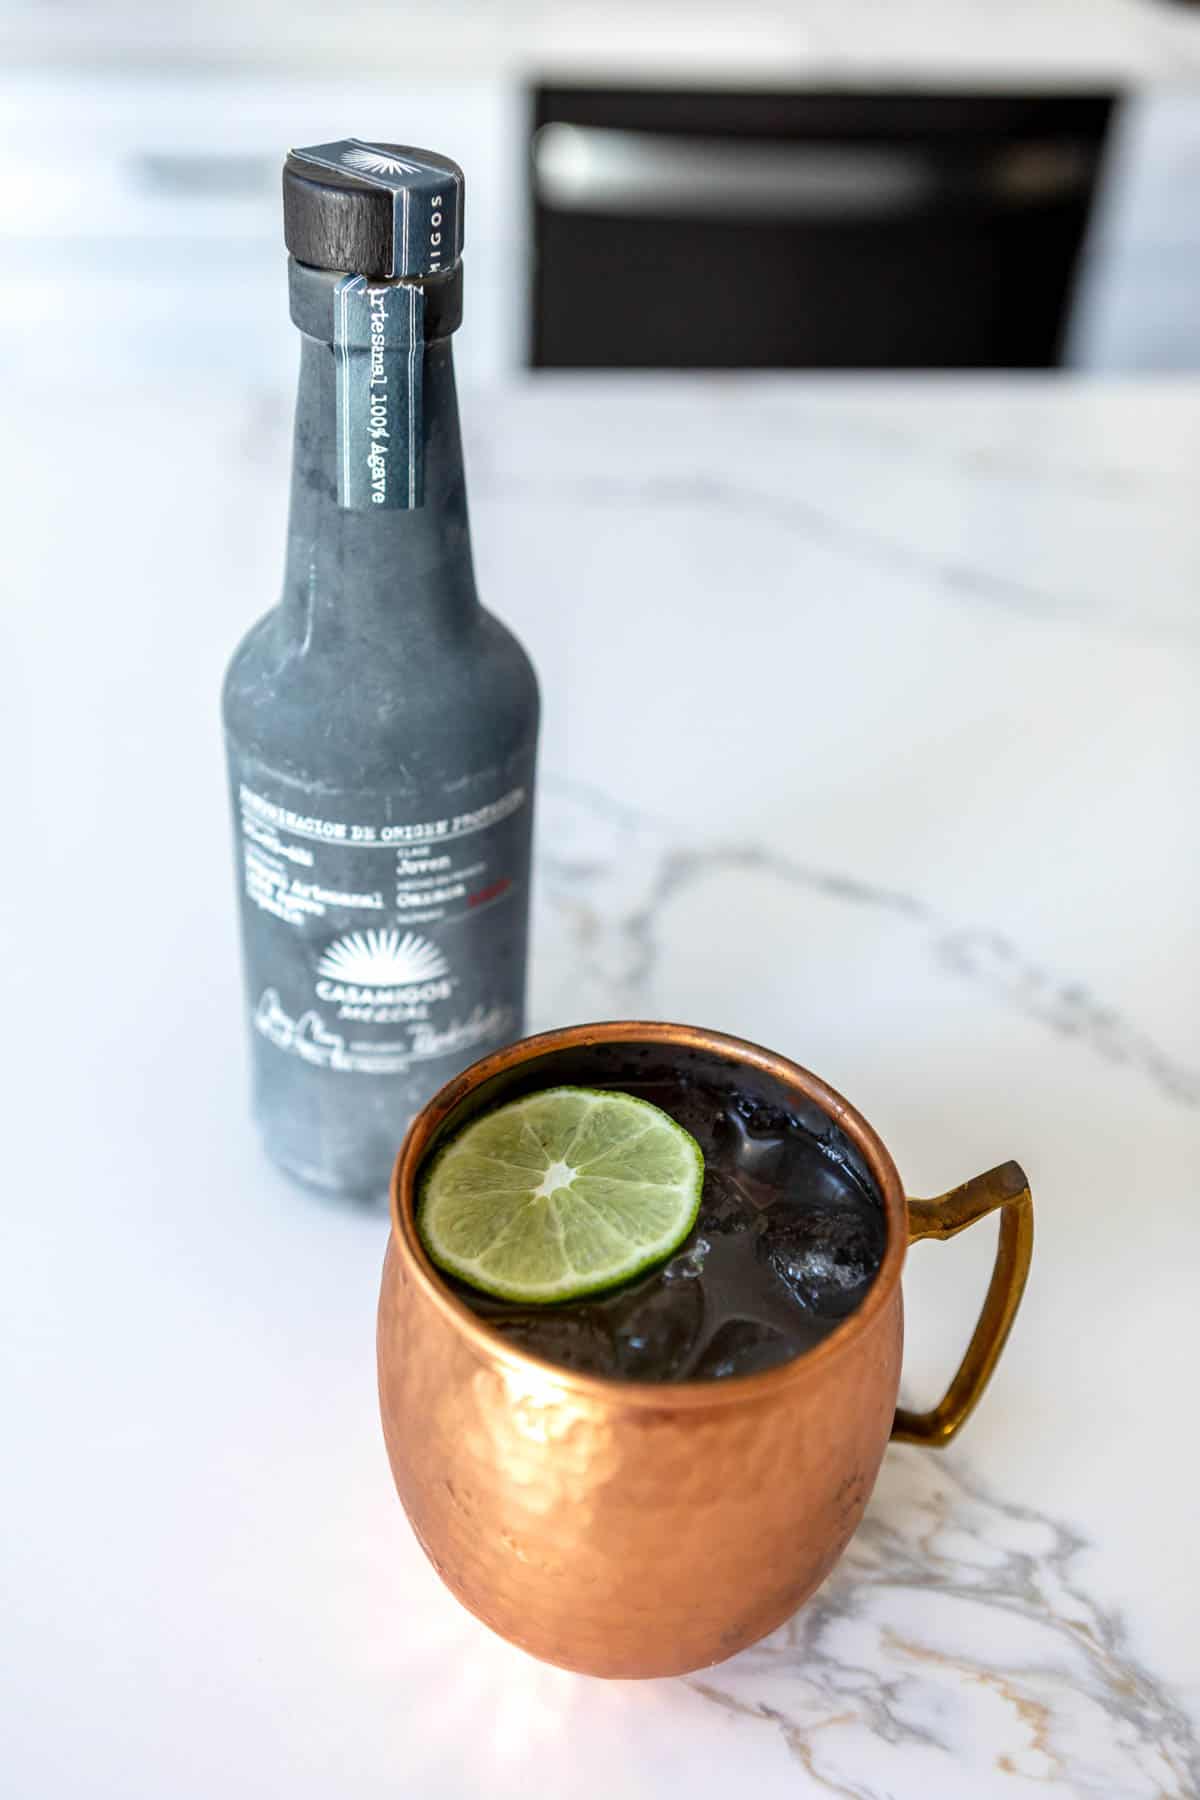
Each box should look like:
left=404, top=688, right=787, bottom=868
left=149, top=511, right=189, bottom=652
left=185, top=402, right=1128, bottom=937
left=417, top=1086, right=704, bottom=1304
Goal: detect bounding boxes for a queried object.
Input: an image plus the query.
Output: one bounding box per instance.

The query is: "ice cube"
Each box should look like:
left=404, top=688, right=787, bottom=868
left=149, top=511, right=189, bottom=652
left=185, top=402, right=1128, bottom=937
left=759, top=1199, right=886, bottom=1320
left=692, top=1319, right=794, bottom=1380
left=698, top=1169, right=765, bottom=1237
left=492, top=1312, right=617, bottom=1377
left=611, top=1279, right=703, bottom=1380
left=718, top=1101, right=792, bottom=1189
left=662, top=1236, right=711, bottom=1281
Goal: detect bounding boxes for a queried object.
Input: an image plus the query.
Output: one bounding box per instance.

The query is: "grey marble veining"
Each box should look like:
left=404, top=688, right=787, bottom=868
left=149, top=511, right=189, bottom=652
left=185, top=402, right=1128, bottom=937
left=466, top=383, right=1200, bottom=650
left=535, top=780, right=1199, bottom=1111
left=689, top=1448, right=1200, bottom=1798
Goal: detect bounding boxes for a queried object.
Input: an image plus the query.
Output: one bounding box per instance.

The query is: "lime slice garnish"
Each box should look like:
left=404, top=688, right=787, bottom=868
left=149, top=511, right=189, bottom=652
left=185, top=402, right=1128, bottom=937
left=417, top=1086, right=705, bottom=1304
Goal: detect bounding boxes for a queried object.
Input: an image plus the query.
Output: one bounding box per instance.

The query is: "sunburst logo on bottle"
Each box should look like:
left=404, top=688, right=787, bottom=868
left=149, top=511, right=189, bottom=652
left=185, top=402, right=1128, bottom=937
left=342, top=147, right=425, bottom=179
left=318, top=927, right=447, bottom=985
left=314, top=929, right=454, bottom=1017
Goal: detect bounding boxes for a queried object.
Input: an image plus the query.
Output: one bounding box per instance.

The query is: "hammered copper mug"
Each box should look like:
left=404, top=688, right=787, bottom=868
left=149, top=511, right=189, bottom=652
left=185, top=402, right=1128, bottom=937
left=377, top=1022, right=1033, bottom=1679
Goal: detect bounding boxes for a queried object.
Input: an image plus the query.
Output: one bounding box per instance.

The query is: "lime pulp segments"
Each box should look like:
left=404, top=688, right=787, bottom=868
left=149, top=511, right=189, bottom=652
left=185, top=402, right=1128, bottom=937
left=417, top=1086, right=705, bottom=1303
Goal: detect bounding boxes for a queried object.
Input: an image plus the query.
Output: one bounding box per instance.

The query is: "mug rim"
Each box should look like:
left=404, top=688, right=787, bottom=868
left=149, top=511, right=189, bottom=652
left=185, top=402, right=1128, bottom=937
left=389, top=1020, right=908, bottom=1410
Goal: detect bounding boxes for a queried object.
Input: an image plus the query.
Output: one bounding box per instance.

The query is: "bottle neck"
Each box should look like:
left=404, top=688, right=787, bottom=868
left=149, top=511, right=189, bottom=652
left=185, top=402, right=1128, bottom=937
left=281, top=323, right=478, bottom=643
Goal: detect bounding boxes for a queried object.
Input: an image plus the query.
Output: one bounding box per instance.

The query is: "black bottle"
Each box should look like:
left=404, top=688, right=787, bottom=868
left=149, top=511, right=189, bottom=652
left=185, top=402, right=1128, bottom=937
left=222, top=140, right=539, bottom=1201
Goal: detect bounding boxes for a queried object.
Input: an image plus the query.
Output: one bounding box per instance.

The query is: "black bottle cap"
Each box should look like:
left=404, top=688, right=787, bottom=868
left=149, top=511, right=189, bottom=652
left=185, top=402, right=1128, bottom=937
left=284, top=139, right=465, bottom=280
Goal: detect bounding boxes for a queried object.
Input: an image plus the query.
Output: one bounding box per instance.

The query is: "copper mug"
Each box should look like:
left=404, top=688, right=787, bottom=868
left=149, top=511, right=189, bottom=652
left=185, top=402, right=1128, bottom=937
left=377, top=1022, right=1033, bottom=1679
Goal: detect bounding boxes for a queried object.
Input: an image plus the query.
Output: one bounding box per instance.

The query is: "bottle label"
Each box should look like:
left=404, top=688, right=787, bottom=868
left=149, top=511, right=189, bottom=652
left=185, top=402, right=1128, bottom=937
left=333, top=275, right=425, bottom=510
left=233, top=772, right=531, bottom=1076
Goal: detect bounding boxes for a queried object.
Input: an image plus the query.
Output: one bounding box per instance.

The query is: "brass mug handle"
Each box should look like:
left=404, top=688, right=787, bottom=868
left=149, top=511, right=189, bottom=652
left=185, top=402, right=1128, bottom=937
left=892, top=1160, right=1033, bottom=1448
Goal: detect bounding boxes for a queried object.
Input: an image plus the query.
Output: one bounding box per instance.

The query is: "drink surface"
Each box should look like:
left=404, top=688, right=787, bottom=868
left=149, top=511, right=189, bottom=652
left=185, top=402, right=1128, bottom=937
left=453, top=1072, right=887, bottom=1381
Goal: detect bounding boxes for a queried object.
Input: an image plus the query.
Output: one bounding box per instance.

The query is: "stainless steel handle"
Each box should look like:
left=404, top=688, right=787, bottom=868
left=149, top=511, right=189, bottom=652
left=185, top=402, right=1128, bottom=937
left=533, top=123, right=1094, bottom=221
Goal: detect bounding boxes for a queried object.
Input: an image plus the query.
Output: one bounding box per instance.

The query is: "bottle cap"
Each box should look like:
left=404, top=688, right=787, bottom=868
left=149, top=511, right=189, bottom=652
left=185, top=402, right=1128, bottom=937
left=284, top=139, right=464, bottom=280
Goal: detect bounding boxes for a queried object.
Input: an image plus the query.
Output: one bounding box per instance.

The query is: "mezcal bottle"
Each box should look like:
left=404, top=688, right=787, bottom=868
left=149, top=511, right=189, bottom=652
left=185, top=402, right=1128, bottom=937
left=222, top=140, right=539, bottom=1200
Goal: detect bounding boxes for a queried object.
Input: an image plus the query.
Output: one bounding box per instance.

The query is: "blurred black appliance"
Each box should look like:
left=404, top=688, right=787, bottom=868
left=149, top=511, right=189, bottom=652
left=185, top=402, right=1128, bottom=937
left=530, top=88, right=1115, bottom=368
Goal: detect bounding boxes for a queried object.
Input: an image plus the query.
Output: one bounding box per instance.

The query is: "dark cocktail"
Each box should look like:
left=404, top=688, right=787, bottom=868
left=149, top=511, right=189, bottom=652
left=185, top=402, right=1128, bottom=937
left=423, top=1060, right=887, bottom=1382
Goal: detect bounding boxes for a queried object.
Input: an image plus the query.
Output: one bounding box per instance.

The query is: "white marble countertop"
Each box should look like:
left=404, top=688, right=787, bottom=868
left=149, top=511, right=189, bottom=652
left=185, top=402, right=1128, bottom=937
left=3, top=370, right=1198, bottom=1797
